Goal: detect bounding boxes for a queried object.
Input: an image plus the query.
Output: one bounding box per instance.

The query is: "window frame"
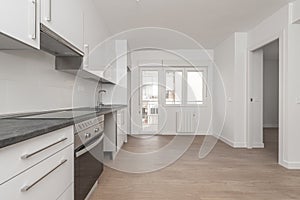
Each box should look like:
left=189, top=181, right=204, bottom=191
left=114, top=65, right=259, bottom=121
left=163, top=66, right=208, bottom=107
left=186, top=67, right=208, bottom=106
left=164, top=68, right=184, bottom=106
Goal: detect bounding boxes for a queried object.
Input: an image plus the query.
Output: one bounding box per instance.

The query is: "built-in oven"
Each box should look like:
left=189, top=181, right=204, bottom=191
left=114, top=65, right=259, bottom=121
left=74, top=115, right=104, bottom=200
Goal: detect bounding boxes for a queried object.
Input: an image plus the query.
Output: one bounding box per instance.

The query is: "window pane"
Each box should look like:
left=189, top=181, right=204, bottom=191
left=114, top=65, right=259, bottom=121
left=165, top=71, right=182, bottom=104
left=142, top=71, right=159, bottom=131
left=142, top=71, right=158, bottom=101
left=187, top=71, right=204, bottom=104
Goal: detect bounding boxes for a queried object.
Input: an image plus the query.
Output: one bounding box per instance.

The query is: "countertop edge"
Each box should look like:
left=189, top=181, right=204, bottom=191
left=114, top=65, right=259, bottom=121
left=0, top=106, right=127, bottom=149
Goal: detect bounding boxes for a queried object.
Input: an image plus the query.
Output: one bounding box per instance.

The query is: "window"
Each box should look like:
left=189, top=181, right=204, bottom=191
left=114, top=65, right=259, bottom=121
left=164, top=68, right=207, bottom=106
left=187, top=71, right=205, bottom=104
left=165, top=71, right=183, bottom=105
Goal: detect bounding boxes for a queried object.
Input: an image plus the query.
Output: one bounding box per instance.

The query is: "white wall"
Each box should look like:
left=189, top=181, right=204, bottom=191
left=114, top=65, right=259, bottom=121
left=0, top=50, right=96, bottom=114
left=213, top=33, right=248, bottom=147
left=130, top=49, right=214, bottom=135
left=263, top=58, right=279, bottom=128
left=231, top=2, right=300, bottom=168
left=0, top=0, right=110, bottom=115
left=286, top=22, right=300, bottom=168
left=213, top=35, right=235, bottom=143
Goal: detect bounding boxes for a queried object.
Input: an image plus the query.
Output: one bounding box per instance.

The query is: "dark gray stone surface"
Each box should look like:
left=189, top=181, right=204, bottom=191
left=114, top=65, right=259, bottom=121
left=0, top=105, right=126, bottom=149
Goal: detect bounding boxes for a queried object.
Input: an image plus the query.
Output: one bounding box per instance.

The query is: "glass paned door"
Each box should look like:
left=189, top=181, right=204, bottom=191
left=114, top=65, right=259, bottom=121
left=141, top=70, right=159, bottom=132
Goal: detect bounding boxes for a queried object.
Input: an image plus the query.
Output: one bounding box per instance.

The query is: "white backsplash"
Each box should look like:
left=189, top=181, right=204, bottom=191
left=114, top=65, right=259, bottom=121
left=0, top=50, right=97, bottom=115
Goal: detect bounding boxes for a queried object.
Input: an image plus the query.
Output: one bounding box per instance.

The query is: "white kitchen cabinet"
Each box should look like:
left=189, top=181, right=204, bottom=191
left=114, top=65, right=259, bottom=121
left=0, top=145, right=73, bottom=200
left=0, top=126, right=73, bottom=185
left=103, top=40, right=128, bottom=85
left=0, top=0, right=40, bottom=49
left=0, top=126, right=74, bottom=200
left=117, top=108, right=127, bottom=150
left=57, top=183, right=74, bottom=200
left=104, top=108, right=127, bottom=160
left=40, top=0, right=84, bottom=52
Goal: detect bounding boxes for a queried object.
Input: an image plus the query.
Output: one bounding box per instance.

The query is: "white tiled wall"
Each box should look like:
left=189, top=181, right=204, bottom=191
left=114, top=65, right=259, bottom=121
left=0, top=50, right=98, bottom=115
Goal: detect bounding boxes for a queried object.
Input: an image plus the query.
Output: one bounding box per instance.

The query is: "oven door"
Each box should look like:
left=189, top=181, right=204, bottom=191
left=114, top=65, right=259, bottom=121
left=75, top=134, right=104, bottom=200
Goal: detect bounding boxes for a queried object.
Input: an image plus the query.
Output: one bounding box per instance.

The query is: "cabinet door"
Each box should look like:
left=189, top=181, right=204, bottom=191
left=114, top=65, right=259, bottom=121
left=57, top=184, right=74, bottom=200
left=0, top=0, right=40, bottom=49
left=41, top=0, right=84, bottom=51
left=0, top=126, right=73, bottom=185
left=0, top=145, right=73, bottom=200
left=117, top=109, right=127, bottom=149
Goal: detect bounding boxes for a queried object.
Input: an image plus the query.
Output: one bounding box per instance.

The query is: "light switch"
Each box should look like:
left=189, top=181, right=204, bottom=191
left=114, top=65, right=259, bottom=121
left=296, top=97, right=300, bottom=104
left=228, top=97, right=233, bottom=102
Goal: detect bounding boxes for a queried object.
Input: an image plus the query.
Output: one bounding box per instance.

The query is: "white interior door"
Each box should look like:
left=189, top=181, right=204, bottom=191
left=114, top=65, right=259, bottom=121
left=248, top=49, right=264, bottom=148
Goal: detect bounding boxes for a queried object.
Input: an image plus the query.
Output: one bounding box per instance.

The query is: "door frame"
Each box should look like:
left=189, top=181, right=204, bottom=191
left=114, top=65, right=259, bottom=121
left=139, top=67, right=160, bottom=134
left=246, top=31, right=286, bottom=166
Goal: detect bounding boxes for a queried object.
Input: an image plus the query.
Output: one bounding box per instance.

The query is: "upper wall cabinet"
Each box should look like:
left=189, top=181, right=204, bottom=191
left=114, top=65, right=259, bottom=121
left=40, top=0, right=84, bottom=52
left=0, top=0, right=40, bottom=49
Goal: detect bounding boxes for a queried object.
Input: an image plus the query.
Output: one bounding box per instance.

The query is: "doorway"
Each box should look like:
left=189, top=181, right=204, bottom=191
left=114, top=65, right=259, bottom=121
left=140, top=69, right=159, bottom=133
left=262, top=40, right=279, bottom=160
left=248, top=38, right=282, bottom=163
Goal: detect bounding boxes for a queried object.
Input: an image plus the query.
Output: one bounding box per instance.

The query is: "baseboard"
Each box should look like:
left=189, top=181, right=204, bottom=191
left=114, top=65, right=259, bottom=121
left=280, top=160, right=300, bottom=169
left=263, top=124, right=279, bottom=128
left=252, top=143, right=265, bottom=148
left=163, top=132, right=212, bottom=136
left=217, top=135, right=247, bottom=148
left=130, top=133, right=212, bottom=136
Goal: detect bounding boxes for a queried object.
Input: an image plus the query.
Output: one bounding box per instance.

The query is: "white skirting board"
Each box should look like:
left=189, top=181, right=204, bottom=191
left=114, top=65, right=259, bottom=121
left=280, top=160, right=300, bottom=170
left=217, top=135, right=247, bottom=148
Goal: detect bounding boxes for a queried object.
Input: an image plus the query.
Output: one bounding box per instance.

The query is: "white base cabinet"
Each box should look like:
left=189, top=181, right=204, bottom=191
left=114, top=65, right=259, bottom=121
left=0, top=126, right=74, bottom=200
left=104, top=108, right=127, bottom=160
left=117, top=108, right=127, bottom=150
left=57, top=183, right=74, bottom=200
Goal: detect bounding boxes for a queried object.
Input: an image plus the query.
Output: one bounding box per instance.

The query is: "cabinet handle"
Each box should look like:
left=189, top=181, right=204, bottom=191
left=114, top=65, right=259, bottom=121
left=20, top=159, right=67, bottom=192
left=45, top=0, right=52, bottom=21
left=21, top=138, right=68, bottom=159
left=28, top=0, right=36, bottom=39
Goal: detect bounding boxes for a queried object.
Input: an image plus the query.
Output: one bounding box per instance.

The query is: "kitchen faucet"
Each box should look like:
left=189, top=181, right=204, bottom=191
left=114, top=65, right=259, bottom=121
left=97, top=89, right=107, bottom=108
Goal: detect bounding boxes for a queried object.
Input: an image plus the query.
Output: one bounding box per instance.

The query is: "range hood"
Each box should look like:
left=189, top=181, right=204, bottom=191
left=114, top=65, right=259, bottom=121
left=40, top=24, right=114, bottom=84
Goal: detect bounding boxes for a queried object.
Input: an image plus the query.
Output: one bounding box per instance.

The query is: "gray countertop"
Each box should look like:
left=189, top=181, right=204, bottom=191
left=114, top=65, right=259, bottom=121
left=0, top=105, right=127, bottom=149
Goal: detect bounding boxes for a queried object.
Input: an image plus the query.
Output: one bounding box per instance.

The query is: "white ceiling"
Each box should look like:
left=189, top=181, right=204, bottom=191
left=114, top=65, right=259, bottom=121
left=94, top=0, right=292, bottom=49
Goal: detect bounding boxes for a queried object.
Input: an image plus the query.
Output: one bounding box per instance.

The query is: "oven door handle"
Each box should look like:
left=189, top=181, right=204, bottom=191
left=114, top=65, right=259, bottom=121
left=75, top=134, right=104, bottom=158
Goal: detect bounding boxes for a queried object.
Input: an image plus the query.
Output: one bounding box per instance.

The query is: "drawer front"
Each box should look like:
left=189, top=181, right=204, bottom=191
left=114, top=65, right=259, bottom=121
left=57, top=183, right=74, bottom=200
left=0, top=126, right=73, bottom=184
left=0, top=145, right=73, bottom=200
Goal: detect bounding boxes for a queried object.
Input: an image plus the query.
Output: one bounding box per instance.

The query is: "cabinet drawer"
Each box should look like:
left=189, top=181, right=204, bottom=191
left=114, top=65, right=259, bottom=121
left=0, top=145, right=73, bottom=200
left=0, top=126, right=73, bottom=184
left=57, top=183, right=74, bottom=200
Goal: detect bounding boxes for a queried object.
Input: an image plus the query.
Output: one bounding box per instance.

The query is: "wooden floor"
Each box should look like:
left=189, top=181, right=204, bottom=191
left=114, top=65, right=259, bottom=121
left=90, top=129, right=300, bottom=200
